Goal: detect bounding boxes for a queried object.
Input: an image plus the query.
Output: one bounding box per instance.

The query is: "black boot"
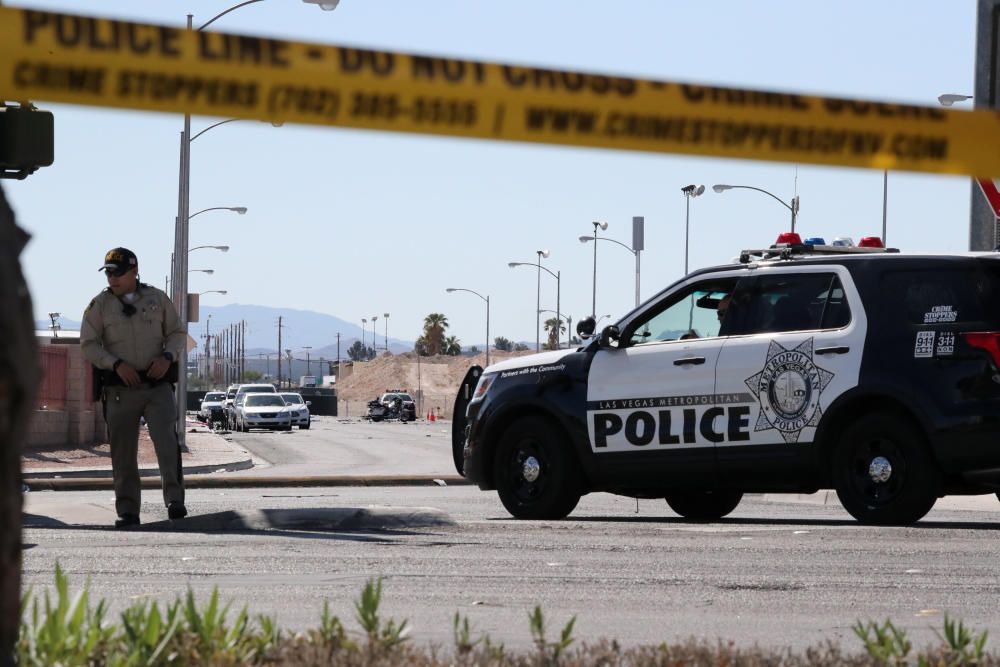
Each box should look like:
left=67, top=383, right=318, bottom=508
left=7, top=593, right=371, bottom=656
left=167, top=502, right=187, bottom=520
left=115, top=513, right=140, bottom=529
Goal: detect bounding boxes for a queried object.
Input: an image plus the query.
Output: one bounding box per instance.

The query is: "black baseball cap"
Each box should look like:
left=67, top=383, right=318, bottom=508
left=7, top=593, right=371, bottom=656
left=99, top=247, right=138, bottom=274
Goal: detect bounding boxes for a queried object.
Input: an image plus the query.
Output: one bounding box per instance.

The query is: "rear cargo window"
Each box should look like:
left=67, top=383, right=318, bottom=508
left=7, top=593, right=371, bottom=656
left=881, top=267, right=998, bottom=325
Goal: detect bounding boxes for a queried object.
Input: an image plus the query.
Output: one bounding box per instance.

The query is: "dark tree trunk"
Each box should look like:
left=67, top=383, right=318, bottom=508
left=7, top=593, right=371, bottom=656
left=0, top=184, right=39, bottom=667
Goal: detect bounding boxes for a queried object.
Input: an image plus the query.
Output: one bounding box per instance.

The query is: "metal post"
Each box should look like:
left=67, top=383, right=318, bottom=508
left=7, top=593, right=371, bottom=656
left=555, top=270, right=561, bottom=351
left=383, top=314, right=389, bottom=352
left=634, top=250, right=640, bottom=308
left=971, top=0, right=1000, bottom=250
left=591, top=225, right=598, bottom=319
left=485, top=295, right=490, bottom=368
left=882, top=169, right=888, bottom=244
left=535, top=255, right=542, bottom=352
left=684, top=195, right=690, bottom=275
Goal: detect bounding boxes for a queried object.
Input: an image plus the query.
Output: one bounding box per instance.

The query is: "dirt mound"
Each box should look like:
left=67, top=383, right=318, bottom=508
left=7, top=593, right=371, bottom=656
left=336, top=351, right=531, bottom=419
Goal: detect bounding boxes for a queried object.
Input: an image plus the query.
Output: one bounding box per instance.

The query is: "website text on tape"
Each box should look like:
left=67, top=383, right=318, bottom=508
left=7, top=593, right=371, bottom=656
left=3, top=7, right=1000, bottom=178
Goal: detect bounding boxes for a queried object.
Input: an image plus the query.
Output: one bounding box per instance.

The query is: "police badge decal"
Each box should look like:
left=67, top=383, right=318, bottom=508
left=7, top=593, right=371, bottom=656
left=744, top=338, right=834, bottom=443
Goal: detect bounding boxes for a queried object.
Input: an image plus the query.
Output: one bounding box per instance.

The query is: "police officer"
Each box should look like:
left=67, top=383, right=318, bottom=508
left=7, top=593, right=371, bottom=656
left=81, top=247, right=187, bottom=528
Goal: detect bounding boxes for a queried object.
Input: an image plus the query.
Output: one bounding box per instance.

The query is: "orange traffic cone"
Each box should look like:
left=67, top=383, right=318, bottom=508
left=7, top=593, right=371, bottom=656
left=429, top=411, right=436, bottom=423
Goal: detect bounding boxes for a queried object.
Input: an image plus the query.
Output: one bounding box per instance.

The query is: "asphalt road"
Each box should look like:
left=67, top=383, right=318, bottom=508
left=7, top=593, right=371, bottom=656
left=221, top=415, right=459, bottom=477
left=22, top=485, right=1000, bottom=654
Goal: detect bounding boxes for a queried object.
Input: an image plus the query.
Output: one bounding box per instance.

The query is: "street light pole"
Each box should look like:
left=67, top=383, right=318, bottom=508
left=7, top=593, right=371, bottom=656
left=361, top=319, right=367, bottom=356
left=171, top=0, right=334, bottom=447
left=713, top=184, right=799, bottom=233
left=446, top=288, right=491, bottom=367
left=371, top=316, right=378, bottom=359
left=509, top=260, right=559, bottom=353
left=681, top=185, right=704, bottom=275
left=588, top=221, right=608, bottom=318
left=383, top=313, right=389, bottom=352
left=579, top=231, right=640, bottom=307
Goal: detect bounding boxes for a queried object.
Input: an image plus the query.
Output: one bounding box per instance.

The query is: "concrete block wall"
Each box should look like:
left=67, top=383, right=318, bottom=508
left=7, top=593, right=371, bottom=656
left=26, top=338, right=104, bottom=449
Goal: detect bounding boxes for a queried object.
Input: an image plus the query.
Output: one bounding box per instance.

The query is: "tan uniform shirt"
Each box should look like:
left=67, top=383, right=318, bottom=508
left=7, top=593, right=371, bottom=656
left=81, top=284, right=186, bottom=372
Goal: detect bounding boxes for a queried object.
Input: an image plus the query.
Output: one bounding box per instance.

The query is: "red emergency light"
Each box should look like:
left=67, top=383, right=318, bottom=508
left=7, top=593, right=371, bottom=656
left=775, top=232, right=802, bottom=245
left=858, top=236, right=885, bottom=248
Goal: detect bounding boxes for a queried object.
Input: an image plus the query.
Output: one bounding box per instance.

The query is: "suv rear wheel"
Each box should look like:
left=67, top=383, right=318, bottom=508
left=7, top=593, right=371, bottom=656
left=665, top=490, right=743, bottom=520
left=833, top=413, right=939, bottom=525
left=494, top=416, right=581, bottom=520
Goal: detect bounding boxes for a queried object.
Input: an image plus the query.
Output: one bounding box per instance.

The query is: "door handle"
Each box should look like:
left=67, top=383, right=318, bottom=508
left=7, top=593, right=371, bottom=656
left=816, top=346, right=850, bottom=355
left=674, top=356, right=706, bottom=366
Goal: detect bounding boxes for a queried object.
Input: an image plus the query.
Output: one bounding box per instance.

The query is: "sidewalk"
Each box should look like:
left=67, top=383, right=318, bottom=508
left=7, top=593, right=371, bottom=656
left=22, top=418, right=254, bottom=484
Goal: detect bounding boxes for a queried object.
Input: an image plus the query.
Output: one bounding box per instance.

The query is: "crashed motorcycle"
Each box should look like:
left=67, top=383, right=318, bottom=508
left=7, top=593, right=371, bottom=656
left=366, top=396, right=407, bottom=422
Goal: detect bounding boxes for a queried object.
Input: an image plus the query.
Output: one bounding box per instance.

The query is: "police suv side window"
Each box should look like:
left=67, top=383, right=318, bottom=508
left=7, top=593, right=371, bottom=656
left=626, top=278, right=740, bottom=345
left=727, top=273, right=849, bottom=335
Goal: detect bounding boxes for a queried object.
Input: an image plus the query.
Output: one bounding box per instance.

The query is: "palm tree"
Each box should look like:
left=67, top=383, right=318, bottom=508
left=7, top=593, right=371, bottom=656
left=422, top=313, right=449, bottom=356
left=544, top=317, right=566, bottom=350
left=444, top=335, right=462, bottom=356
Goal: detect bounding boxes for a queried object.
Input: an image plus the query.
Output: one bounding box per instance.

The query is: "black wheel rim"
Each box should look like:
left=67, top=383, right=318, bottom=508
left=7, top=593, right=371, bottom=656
left=506, top=436, right=548, bottom=504
left=847, top=435, right=906, bottom=507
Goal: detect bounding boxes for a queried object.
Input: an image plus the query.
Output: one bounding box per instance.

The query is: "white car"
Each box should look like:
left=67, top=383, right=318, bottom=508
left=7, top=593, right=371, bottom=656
left=197, top=391, right=226, bottom=423
left=235, top=393, right=292, bottom=432
left=280, top=392, right=312, bottom=429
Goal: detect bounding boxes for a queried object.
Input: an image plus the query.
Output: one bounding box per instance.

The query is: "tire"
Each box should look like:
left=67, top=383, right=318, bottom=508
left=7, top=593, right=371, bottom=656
left=665, top=490, right=743, bottom=520
left=833, top=413, right=939, bottom=525
left=493, top=416, right=581, bottom=520
left=300, top=420, right=310, bottom=430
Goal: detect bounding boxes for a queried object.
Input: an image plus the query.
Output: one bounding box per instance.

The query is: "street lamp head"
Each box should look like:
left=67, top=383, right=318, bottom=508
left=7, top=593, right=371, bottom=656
left=937, top=93, right=972, bottom=107
left=383, top=313, right=389, bottom=318
left=216, top=245, right=230, bottom=252
left=537, top=249, right=550, bottom=259
left=231, top=207, right=248, bottom=214
left=303, top=0, right=340, bottom=9
left=508, top=262, right=520, bottom=268
left=712, top=184, right=732, bottom=193
left=446, top=288, right=457, bottom=293
left=593, top=221, right=608, bottom=231
left=682, top=184, right=705, bottom=196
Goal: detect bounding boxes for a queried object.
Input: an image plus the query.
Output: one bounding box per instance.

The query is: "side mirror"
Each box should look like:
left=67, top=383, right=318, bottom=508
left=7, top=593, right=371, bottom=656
left=576, top=316, right=596, bottom=339
left=599, top=325, right=621, bottom=348
left=306, top=401, right=312, bottom=406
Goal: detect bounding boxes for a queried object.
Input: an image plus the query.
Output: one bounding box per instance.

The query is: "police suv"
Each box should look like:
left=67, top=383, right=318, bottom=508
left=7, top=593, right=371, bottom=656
left=452, top=237, right=1000, bottom=525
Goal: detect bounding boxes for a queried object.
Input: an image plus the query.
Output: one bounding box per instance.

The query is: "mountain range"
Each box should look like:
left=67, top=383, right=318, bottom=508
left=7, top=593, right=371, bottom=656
left=38, top=303, right=416, bottom=356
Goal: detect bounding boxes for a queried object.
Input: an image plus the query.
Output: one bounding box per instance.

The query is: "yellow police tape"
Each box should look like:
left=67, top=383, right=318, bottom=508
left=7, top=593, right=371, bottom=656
left=3, top=6, right=1000, bottom=178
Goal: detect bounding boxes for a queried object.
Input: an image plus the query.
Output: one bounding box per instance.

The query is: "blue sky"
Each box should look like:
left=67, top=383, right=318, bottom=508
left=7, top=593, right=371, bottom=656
left=5, top=0, right=978, bottom=353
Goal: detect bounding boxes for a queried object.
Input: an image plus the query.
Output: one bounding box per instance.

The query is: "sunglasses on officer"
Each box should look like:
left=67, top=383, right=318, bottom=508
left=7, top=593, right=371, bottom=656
left=104, top=266, right=135, bottom=278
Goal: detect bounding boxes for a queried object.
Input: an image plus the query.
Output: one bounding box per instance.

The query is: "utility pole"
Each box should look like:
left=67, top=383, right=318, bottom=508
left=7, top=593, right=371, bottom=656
left=240, top=320, right=246, bottom=382
left=276, top=316, right=283, bottom=389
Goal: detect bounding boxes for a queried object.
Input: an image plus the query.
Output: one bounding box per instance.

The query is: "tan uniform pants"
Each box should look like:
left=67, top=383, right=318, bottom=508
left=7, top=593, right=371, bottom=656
left=104, top=382, right=184, bottom=517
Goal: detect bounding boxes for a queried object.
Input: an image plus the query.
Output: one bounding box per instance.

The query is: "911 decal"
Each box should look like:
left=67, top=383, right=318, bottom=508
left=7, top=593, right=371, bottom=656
left=745, top=338, right=834, bottom=443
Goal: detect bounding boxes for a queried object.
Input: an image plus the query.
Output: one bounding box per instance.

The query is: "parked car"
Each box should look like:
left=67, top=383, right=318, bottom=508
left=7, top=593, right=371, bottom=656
left=235, top=393, right=291, bottom=431
left=197, top=391, right=227, bottom=428
left=280, top=392, right=312, bottom=429
left=227, top=383, right=277, bottom=430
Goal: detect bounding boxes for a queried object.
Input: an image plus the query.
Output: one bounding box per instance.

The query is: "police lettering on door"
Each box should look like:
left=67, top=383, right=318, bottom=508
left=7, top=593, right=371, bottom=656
left=587, top=392, right=755, bottom=452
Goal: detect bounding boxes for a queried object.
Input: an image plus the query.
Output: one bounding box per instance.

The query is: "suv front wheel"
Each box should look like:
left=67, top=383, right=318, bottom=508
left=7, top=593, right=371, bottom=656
left=833, top=413, right=939, bottom=525
left=494, top=416, right=581, bottom=520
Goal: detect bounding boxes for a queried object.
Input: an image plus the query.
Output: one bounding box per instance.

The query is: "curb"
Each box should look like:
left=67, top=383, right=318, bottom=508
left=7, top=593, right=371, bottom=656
left=22, top=458, right=255, bottom=480
left=24, top=474, right=471, bottom=491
